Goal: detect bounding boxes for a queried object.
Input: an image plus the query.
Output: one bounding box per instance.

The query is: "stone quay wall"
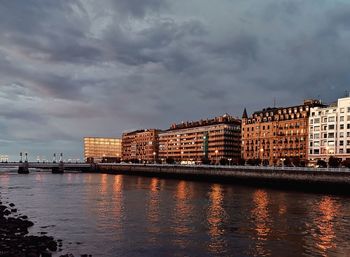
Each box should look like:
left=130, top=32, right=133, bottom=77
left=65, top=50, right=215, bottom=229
left=95, top=164, right=350, bottom=194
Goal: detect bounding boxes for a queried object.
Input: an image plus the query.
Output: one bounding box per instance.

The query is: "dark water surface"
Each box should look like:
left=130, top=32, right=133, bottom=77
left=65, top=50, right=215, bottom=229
left=0, top=172, right=350, bottom=257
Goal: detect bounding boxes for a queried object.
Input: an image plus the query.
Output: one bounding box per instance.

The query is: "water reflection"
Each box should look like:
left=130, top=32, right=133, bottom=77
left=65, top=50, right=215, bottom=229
left=207, top=184, right=228, bottom=254
left=112, top=175, right=124, bottom=235
left=313, top=196, right=339, bottom=256
left=147, top=178, right=161, bottom=240
left=251, top=189, right=271, bottom=257
left=172, top=181, right=193, bottom=248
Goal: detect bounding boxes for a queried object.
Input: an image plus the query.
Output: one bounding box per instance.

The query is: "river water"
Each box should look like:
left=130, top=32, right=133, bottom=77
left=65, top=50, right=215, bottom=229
left=0, top=171, right=350, bottom=257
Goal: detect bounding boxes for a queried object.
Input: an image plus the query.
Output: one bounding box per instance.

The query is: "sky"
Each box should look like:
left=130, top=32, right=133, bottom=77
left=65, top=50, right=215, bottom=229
left=1, top=0, right=350, bottom=161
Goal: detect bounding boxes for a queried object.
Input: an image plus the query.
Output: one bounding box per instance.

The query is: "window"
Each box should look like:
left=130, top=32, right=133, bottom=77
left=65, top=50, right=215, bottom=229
left=340, top=140, right=344, bottom=146
left=314, top=149, right=320, bottom=154
left=341, top=108, right=345, bottom=113
left=314, top=133, right=320, bottom=139
left=328, top=133, right=334, bottom=138
left=329, top=116, right=335, bottom=122
left=340, top=132, right=344, bottom=138
left=314, top=118, right=320, bottom=123
left=347, top=149, right=350, bottom=154
left=328, top=125, right=335, bottom=130
left=340, top=116, right=345, bottom=122
left=340, top=124, right=344, bottom=130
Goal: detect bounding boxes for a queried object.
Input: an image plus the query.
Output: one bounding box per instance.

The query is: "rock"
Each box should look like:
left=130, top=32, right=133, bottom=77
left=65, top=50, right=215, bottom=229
left=41, top=251, right=52, bottom=257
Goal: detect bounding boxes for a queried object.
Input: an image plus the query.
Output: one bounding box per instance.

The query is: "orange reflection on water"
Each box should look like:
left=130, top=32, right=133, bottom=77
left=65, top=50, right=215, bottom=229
left=112, top=175, right=124, bottom=228
left=207, top=184, right=227, bottom=254
left=173, top=181, right=192, bottom=237
left=314, top=196, right=339, bottom=256
left=0, top=174, right=9, bottom=187
left=147, top=178, right=161, bottom=238
left=251, top=190, right=271, bottom=257
left=101, top=174, right=108, bottom=194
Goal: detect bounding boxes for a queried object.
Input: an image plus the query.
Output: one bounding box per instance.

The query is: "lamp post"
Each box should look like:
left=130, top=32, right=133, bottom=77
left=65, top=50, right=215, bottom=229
left=181, top=151, right=184, bottom=164
left=153, top=151, right=156, bottom=164
left=215, top=149, right=218, bottom=165
left=228, top=158, right=232, bottom=166
left=260, top=148, right=264, bottom=166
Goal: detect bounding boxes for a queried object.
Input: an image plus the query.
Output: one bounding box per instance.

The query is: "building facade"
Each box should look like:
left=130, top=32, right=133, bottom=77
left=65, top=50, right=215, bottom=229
left=84, top=137, right=122, bottom=163
left=159, top=114, right=241, bottom=164
left=122, top=129, right=160, bottom=163
left=242, top=99, right=324, bottom=165
left=308, top=96, right=350, bottom=163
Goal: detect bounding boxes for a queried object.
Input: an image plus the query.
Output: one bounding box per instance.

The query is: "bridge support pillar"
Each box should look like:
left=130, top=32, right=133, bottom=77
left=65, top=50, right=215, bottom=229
left=52, top=162, right=64, bottom=174
left=18, top=162, right=29, bottom=174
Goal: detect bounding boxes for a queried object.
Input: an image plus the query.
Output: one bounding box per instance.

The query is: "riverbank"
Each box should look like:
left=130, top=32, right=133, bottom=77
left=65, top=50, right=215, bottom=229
left=96, top=164, right=350, bottom=194
left=0, top=193, right=91, bottom=257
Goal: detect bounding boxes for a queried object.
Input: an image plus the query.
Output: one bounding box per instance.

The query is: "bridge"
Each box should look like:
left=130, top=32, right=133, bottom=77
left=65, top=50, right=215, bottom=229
left=0, top=152, right=93, bottom=174
left=0, top=162, right=93, bottom=174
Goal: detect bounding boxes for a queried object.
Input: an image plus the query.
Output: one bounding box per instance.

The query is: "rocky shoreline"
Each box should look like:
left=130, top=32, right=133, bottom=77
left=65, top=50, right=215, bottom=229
left=0, top=196, right=92, bottom=257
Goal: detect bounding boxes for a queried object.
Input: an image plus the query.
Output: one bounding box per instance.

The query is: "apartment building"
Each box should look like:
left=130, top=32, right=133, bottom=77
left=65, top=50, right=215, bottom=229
left=122, top=129, right=160, bottom=163
left=308, top=96, right=350, bottom=163
left=159, top=114, right=241, bottom=164
left=84, top=137, right=122, bottom=163
left=242, top=99, right=324, bottom=165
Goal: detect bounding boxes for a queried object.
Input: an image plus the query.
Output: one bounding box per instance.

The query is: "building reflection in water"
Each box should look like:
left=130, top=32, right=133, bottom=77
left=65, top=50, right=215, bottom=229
left=171, top=180, right=193, bottom=248
left=112, top=175, right=124, bottom=235
left=207, top=184, right=228, bottom=254
left=251, top=189, right=271, bottom=257
left=147, top=178, right=161, bottom=241
left=313, top=196, right=339, bottom=256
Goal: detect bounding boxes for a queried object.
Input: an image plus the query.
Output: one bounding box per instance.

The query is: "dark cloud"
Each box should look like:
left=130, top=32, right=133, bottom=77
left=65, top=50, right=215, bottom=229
left=0, top=0, right=350, bottom=160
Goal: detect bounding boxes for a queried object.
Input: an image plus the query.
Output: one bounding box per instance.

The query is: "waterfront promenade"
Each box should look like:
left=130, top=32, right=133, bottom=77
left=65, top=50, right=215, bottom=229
left=96, top=164, right=350, bottom=194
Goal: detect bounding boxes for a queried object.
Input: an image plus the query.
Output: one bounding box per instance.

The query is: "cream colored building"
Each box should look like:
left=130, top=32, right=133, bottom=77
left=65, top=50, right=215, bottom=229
left=84, top=137, right=122, bottom=162
left=309, top=96, right=350, bottom=163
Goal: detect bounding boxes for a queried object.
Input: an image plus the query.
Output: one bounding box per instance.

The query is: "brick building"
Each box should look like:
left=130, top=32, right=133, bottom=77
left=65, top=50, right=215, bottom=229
left=242, top=99, right=324, bottom=165
left=122, top=129, right=160, bottom=163
left=159, top=114, right=241, bottom=164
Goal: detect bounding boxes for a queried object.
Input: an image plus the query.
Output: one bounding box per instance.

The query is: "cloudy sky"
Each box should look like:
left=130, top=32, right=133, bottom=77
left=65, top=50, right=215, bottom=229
left=1, top=0, right=350, bottom=160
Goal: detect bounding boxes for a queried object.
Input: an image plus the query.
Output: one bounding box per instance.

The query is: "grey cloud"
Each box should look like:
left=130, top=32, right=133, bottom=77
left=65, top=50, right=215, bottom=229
left=1, top=0, right=350, bottom=160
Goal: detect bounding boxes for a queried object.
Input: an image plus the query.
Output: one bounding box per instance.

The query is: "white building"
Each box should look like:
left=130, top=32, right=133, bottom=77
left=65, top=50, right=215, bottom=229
left=308, top=96, right=350, bottom=164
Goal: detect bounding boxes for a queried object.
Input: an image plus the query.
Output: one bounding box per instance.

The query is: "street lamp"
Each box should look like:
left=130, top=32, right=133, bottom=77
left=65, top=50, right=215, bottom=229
left=228, top=158, right=232, bottom=166
left=153, top=151, right=156, bottom=164
left=260, top=148, right=264, bottom=166
left=215, top=149, right=218, bottom=165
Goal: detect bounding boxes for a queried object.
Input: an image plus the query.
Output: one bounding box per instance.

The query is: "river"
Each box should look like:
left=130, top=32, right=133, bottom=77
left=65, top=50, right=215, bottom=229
left=0, top=171, right=349, bottom=257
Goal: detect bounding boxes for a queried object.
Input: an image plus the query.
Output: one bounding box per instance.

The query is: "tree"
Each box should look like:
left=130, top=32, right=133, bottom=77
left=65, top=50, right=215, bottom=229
left=238, top=158, right=245, bottom=166
left=342, top=159, right=350, bottom=168
left=166, top=157, right=175, bottom=164
left=219, top=158, right=229, bottom=165
left=317, top=159, right=327, bottom=168
left=262, top=159, right=269, bottom=166
left=201, top=156, right=211, bottom=165
left=283, top=157, right=292, bottom=167
left=328, top=156, right=341, bottom=168
left=292, top=157, right=301, bottom=167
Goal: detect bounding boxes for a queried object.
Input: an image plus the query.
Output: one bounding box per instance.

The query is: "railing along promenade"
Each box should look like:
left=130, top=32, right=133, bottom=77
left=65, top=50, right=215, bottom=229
left=97, top=163, right=350, bottom=194
left=2, top=161, right=350, bottom=193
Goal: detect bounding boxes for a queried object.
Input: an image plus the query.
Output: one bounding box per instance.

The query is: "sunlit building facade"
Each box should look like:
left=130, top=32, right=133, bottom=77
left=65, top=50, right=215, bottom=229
left=242, top=99, right=325, bottom=165
left=84, top=137, right=122, bottom=163
left=159, top=114, right=241, bottom=164
left=308, top=96, right=350, bottom=163
left=122, top=129, right=160, bottom=163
